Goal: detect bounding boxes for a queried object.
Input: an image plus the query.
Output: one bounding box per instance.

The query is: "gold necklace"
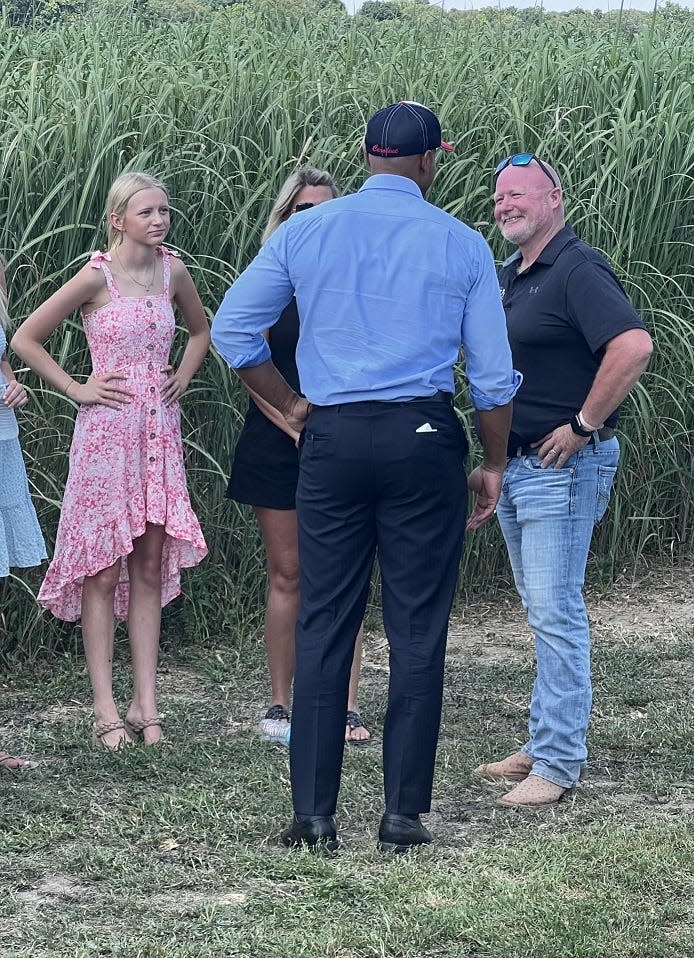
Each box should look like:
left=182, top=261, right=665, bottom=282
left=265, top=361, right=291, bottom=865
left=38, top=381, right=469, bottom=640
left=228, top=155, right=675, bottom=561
left=116, top=249, right=157, bottom=293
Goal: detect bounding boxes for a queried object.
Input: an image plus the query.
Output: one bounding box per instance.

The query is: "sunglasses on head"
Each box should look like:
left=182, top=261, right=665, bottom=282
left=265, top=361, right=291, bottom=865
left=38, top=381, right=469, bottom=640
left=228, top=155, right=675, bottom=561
left=293, top=202, right=315, bottom=213
left=494, top=153, right=557, bottom=188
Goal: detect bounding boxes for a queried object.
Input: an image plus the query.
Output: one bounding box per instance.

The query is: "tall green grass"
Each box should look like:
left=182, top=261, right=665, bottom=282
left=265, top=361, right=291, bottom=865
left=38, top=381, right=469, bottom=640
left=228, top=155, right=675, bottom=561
left=1, top=9, right=692, bottom=655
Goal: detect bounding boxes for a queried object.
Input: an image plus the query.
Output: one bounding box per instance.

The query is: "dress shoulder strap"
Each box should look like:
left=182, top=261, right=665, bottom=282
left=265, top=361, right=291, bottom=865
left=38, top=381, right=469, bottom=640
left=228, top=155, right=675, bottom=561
left=159, top=246, right=180, bottom=297
left=87, top=251, right=120, bottom=299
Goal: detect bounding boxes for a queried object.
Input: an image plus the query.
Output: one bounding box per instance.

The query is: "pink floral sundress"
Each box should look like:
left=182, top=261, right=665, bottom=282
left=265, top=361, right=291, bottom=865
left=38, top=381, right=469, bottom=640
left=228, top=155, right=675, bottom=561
left=38, top=247, right=207, bottom=621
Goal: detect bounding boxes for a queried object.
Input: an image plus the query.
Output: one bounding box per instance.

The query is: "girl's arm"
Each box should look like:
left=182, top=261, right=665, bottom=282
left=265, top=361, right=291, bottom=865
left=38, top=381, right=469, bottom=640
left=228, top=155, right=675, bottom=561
left=0, top=267, right=27, bottom=408
left=11, top=265, right=131, bottom=409
left=0, top=353, right=27, bottom=409
left=162, top=259, right=210, bottom=406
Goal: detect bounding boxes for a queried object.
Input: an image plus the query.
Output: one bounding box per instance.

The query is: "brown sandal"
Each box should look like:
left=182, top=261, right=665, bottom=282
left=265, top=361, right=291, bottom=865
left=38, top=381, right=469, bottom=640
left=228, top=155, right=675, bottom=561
left=124, top=715, right=164, bottom=745
left=92, top=720, right=129, bottom=750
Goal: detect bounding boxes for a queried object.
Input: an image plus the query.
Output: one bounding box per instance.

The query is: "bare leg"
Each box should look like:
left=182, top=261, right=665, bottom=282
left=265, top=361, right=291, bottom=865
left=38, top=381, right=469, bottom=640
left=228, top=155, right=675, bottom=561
left=254, top=506, right=369, bottom=742
left=125, top=523, right=166, bottom=744
left=346, top=626, right=370, bottom=742
left=254, top=507, right=300, bottom=713
left=81, top=560, right=127, bottom=748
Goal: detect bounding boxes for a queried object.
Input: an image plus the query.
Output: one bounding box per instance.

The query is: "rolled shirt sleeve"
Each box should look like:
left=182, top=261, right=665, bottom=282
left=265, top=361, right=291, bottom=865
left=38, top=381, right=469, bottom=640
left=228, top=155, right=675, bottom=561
left=461, top=236, right=522, bottom=410
left=211, top=230, right=294, bottom=369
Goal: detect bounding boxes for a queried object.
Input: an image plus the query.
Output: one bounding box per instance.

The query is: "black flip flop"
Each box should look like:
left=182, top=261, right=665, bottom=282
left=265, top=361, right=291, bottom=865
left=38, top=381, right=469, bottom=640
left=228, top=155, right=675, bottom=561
left=346, top=710, right=371, bottom=746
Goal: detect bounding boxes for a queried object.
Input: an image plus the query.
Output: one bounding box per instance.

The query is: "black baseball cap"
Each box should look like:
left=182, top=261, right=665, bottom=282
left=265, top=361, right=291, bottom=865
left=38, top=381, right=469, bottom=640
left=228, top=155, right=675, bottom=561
left=365, top=101, right=454, bottom=158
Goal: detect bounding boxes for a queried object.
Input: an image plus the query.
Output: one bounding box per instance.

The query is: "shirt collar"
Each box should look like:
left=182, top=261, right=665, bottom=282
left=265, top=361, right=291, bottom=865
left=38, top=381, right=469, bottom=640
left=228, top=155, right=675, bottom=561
left=502, top=223, right=576, bottom=269
left=502, top=249, right=521, bottom=268
left=534, top=224, right=577, bottom=264
left=358, top=173, right=424, bottom=200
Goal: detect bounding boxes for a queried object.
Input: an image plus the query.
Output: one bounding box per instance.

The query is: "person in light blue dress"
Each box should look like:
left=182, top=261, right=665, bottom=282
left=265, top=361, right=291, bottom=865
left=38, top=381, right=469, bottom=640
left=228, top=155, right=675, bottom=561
left=0, top=264, right=46, bottom=770
left=0, top=275, right=47, bottom=577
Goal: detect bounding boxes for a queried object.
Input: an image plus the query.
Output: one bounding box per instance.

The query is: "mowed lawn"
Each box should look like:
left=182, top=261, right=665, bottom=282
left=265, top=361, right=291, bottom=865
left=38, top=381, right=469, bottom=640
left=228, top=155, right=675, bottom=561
left=1, top=568, right=692, bottom=958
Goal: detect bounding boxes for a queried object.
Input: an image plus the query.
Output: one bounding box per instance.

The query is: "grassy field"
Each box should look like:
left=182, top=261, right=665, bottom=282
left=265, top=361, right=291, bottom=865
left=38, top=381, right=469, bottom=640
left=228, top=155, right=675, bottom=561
left=1, top=8, right=693, bottom=655
left=1, top=567, right=692, bottom=958
left=0, top=9, right=692, bottom=957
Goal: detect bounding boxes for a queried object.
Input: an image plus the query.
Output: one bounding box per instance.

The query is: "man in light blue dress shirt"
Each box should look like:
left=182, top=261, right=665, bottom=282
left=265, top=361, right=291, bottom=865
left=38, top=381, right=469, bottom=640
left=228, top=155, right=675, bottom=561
left=212, top=101, right=520, bottom=853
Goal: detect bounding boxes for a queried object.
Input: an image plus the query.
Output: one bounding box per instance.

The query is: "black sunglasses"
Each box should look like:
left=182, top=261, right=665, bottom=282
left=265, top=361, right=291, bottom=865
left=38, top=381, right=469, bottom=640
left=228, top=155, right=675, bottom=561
left=293, top=202, right=315, bottom=213
left=494, top=153, right=557, bottom=188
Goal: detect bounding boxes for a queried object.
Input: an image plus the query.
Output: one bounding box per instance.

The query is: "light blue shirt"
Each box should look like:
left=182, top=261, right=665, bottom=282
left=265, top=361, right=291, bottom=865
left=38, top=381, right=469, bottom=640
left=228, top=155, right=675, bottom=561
left=212, top=174, right=520, bottom=409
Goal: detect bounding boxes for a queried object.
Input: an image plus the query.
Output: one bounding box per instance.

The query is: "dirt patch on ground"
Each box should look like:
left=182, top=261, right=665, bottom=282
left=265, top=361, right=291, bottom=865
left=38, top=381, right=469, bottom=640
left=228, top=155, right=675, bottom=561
left=24, top=703, right=85, bottom=724
left=440, top=568, right=693, bottom=667
left=149, top=888, right=248, bottom=913
left=157, top=664, right=213, bottom=702
left=16, top=875, right=96, bottom=907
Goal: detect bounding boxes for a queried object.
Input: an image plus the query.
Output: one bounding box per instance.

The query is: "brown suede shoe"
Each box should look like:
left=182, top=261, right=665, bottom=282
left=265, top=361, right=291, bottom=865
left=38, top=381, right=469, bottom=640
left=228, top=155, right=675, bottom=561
left=473, top=751, right=533, bottom=782
left=496, top=774, right=567, bottom=807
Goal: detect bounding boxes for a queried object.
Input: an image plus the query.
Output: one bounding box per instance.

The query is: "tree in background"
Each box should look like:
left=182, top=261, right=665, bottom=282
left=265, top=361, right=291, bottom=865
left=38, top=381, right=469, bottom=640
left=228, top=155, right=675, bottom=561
left=358, top=1, right=403, bottom=21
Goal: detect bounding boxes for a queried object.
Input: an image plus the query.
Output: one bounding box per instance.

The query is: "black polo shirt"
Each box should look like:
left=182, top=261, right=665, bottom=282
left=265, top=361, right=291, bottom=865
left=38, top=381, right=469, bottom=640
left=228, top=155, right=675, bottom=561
left=499, top=224, right=645, bottom=450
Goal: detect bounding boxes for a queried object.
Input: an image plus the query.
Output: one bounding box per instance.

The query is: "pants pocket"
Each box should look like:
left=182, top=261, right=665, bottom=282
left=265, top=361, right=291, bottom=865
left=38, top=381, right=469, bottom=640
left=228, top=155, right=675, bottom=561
left=594, top=464, right=617, bottom=523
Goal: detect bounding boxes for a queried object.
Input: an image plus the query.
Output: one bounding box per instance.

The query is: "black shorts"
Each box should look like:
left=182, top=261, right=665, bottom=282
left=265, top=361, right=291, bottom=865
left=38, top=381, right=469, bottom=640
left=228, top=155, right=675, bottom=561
left=226, top=410, right=299, bottom=511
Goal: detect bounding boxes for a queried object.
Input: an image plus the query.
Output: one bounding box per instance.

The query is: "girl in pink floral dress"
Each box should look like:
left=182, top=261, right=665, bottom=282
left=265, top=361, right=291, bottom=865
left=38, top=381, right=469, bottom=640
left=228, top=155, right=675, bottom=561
left=12, top=173, right=209, bottom=748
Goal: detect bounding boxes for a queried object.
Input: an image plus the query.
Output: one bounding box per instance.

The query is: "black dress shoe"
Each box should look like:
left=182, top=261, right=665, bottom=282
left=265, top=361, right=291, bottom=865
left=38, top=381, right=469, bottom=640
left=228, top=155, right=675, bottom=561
left=281, top=815, right=339, bottom=851
left=377, top=814, right=432, bottom=853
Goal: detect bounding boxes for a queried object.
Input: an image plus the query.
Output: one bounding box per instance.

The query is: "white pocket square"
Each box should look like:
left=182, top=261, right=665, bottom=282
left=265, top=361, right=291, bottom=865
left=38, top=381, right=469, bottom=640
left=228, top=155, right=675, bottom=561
left=415, top=422, right=438, bottom=433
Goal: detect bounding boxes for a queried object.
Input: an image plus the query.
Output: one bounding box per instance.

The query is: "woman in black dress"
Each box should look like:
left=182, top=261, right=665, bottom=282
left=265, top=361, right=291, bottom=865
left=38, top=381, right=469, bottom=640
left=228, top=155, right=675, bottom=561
left=227, top=168, right=370, bottom=745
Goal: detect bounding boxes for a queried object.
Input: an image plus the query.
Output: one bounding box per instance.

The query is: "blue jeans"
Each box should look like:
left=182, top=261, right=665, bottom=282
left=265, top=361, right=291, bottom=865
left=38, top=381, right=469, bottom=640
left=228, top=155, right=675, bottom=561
left=497, top=436, right=619, bottom=788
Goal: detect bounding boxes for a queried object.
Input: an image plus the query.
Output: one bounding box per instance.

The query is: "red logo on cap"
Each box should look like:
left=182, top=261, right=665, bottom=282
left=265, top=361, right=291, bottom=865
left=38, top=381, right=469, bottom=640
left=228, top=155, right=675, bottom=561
left=371, top=144, right=400, bottom=156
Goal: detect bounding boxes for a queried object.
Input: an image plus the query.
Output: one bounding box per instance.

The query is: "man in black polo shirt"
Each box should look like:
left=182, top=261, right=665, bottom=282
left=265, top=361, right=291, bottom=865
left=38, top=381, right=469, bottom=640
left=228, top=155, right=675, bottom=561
left=474, top=154, right=653, bottom=806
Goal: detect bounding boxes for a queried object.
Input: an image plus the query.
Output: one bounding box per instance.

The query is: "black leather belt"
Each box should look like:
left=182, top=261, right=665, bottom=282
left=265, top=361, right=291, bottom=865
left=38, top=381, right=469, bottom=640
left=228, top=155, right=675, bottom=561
left=512, top=427, right=615, bottom=458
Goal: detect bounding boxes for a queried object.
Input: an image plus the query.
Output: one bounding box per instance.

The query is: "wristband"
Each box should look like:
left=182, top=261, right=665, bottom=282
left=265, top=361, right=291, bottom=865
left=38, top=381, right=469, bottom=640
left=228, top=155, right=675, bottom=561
left=577, top=410, right=603, bottom=432
left=570, top=415, right=593, bottom=438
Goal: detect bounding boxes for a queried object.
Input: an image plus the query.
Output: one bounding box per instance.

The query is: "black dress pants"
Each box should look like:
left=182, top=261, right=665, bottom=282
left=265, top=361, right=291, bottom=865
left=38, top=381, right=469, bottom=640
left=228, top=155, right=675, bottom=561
left=291, top=395, right=468, bottom=816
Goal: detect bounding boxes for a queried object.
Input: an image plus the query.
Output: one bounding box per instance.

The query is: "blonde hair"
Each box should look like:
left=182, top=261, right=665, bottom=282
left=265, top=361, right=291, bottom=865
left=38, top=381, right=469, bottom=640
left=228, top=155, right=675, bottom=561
left=262, top=168, right=339, bottom=244
left=106, top=172, right=169, bottom=250
left=0, top=258, right=8, bottom=332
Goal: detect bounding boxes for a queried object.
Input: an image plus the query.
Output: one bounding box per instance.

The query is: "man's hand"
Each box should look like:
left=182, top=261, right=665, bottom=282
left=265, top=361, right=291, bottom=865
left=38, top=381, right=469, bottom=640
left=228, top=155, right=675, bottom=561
left=286, top=396, right=311, bottom=435
left=466, top=465, right=504, bottom=532
left=533, top=423, right=589, bottom=468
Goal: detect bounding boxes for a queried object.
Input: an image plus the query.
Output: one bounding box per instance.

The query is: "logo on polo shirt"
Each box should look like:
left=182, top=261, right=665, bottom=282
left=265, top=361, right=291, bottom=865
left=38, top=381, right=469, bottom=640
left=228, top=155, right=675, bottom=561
left=529, top=285, right=541, bottom=295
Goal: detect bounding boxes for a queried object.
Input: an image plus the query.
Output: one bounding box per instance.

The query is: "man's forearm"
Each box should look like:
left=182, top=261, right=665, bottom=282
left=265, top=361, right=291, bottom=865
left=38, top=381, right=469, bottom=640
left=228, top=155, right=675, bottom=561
left=477, top=402, right=513, bottom=472
left=236, top=360, right=300, bottom=419
left=245, top=384, right=301, bottom=442
left=581, top=329, right=653, bottom=428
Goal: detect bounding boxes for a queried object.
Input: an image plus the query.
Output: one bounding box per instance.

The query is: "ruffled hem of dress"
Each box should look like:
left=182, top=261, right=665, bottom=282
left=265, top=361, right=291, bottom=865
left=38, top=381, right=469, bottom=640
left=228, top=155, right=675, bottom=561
left=38, top=512, right=207, bottom=622
left=0, top=503, right=48, bottom=577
